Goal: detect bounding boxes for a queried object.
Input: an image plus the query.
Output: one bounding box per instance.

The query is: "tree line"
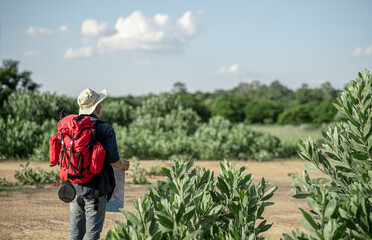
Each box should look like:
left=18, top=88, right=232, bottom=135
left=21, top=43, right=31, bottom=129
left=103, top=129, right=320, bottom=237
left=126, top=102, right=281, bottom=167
left=0, top=59, right=340, bottom=160
left=1, top=59, right=340, bottom=126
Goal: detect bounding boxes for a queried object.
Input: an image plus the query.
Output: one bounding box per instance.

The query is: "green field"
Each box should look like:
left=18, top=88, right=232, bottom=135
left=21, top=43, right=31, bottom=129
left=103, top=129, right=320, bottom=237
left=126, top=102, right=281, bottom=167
left=249, top=124, right=328, bottom=143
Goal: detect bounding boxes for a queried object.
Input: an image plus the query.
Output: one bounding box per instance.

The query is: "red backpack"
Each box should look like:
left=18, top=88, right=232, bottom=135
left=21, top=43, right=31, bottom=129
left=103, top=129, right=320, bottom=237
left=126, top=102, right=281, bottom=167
left=49, top=114, right=106, bottom=184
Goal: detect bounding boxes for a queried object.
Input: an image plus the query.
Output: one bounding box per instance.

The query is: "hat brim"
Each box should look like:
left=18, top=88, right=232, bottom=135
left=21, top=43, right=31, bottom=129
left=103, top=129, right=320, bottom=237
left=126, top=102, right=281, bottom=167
left=79, top=89, right=107, bottom=115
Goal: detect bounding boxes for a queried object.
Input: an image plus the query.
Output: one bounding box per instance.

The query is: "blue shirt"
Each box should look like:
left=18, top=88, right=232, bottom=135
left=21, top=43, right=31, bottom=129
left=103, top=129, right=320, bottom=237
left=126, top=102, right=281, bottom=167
left=72, top=114, right=120, bottom=199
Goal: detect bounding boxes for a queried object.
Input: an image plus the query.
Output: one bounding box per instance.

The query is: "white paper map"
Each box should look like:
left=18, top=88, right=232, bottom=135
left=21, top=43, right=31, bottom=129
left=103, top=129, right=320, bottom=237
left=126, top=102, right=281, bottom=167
left=106, top=168, right=125, bottom=212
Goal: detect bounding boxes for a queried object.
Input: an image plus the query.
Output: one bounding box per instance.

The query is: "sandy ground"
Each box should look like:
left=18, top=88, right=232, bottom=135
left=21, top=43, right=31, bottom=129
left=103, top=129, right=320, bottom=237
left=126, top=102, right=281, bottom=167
left=0, top=160, right=325, bottom=240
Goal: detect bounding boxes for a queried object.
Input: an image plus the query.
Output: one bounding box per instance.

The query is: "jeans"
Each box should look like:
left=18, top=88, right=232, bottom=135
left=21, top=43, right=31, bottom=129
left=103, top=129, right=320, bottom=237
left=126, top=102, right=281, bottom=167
left=70, top=194, right=107, bottom=240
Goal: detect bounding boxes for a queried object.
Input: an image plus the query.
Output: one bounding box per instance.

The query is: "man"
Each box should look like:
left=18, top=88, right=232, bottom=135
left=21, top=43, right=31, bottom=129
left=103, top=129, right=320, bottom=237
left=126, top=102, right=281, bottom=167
left=70, top=88, right=130, bottom=240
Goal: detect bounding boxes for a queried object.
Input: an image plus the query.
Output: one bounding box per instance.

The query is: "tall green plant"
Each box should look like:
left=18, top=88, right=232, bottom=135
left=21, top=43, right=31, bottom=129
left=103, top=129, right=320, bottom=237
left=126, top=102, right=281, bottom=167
left=14, top=162, right=63, bottom=188
left=104, top=159, right=277, bottom=240
left=102, top=99, right=133, bottom=126
left=283, top=70, right=372, bottom=239
left=0, top=116, right=41, bottom=159
left=3, top=91, right=77, bottom=124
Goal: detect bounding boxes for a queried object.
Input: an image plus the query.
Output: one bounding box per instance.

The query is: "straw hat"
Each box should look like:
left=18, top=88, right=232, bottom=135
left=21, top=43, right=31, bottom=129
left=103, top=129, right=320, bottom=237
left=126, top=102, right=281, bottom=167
left=77, top=88, right=107, bottom=115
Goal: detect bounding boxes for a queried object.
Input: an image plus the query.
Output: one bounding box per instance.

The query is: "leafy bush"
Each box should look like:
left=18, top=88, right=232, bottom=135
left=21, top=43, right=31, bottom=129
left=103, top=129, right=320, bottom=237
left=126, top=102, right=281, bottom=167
left=0, top=116, right=42, bottom=159
left=101, top=99, right=133, bottom=126
left=3, top=90, right=77, bottom=124
left=277, top=140, right=299, bottom=159
left=194, top=118, right=282, bottom=161
left=104, top=159, right=277, bottom=240
left=14, top=162, right=63, bottom=188
left=283, top=70, right=372, bottom=239
left=0, top=115, right=57, bottom=160
left=128, top=159, right=148, bottom=184
left=135, top=93, right=183, bottom=118
left=30, top=119, right=58, bottom=162
left=147, top=165, right=164, bottom=177
left=115, top=115, right=291, bottom=161
left=131, top=107, right=201, bottom=135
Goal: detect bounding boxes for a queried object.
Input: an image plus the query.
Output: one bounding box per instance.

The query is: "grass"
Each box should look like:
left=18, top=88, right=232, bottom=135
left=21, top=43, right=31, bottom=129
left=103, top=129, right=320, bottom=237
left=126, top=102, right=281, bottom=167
left=0, top=178, right=31, bottom=193
left=249, top=124, right=328, bottom=143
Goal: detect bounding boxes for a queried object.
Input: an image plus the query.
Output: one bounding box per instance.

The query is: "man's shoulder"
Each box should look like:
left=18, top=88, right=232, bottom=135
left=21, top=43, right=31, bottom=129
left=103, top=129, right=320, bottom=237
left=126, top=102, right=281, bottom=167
left=95, top=120, right=116, bottom=136
left=95, top=120, right=114, bottom=130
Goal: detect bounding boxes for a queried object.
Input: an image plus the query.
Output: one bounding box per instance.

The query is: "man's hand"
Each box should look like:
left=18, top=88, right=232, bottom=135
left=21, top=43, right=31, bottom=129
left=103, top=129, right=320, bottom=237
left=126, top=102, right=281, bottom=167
left=110, top=158, right=130, bottom=171
left=121, top=159, right=130, bottom=171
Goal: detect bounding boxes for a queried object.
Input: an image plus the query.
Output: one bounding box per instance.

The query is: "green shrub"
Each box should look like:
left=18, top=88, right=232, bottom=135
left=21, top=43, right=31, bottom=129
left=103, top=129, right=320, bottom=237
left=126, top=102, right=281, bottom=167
left=128, top=160, right=148, bottom=185
left=283, top=70, right=372, bottom=239
left=277, top=140, right=299, bottom=159
left=104, top=159, right=277, bottom=239
left=3, top=91, right=77, bottom=124
left=115, top=115, right=285, bottom=161
left=147, top=165, right=164, bottom=177
left=30, top=119, right=58, bottom=162
left=0, top=116, right=42, bottom=159
left=14, top=162, right=63, bottom=188
left=101, top=99, right=133, bottom=126
left=135, top=93, right=183, bottom=118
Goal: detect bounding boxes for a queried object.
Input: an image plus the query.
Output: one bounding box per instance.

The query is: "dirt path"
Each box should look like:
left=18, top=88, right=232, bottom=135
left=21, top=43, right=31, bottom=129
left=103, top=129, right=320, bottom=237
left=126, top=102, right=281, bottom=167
left=0, top=160, right=324, bottom=240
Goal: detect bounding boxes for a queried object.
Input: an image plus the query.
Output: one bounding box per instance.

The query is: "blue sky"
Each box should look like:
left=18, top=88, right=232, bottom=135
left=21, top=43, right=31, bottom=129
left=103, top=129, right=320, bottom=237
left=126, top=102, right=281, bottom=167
left=1, top=0, right=371, bottom=97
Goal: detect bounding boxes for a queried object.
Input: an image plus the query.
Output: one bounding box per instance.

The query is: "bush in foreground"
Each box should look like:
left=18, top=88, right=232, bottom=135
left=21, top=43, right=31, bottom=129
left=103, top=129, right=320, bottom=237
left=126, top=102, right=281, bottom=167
left=283, top=70, right=372, bottom=239
left=104, top=159, right=277, bottom=240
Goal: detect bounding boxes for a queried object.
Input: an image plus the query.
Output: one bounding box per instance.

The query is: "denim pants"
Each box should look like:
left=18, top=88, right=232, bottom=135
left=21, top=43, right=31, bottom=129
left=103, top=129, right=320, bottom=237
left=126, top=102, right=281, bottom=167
left=70, top=194, right=107, bottom=240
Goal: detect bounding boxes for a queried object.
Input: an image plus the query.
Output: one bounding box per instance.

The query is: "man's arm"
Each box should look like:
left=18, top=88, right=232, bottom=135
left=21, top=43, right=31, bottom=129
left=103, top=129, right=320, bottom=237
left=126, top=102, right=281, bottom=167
left=110, top=158, right=130, bottom=171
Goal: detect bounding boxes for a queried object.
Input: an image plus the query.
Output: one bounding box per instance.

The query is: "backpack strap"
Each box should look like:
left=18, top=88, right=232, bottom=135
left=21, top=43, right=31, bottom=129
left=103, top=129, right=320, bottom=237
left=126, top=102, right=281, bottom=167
left=88, top=117, right=104, bottom=210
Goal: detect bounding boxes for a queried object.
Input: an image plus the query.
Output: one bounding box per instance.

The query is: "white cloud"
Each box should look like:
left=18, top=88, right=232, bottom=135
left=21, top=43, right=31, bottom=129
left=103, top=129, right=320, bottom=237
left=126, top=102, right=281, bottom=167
left=350, top=45, right=372, bottom=57
left=97, top=11, right=202, bottom=53
left=133, top=59, right=151, bottom=66
left=215, top=64, right=242, bottom=76
left=26, top=25, right=69, bottom=37
left=26, top=26, right=54, bottom=37
left=81, top=20, right=109, bottom=37
left=24, top=51, right=40, bottom=57
left=364, top=45, right=372, bottom=55
left=63, top=46, right=93, bottom=59
left=177, top=11, right=198, bottom=36
left=350, top=47, right=362, bottom=57
left=59, top=25, right=69, bottom=37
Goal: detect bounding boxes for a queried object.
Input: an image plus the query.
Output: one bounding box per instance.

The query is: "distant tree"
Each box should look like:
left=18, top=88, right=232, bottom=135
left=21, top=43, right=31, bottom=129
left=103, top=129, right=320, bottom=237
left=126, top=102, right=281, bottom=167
left=210, top=95, right=245, bottom=123
left=319, top=82, right=339, bottom=100
left=178, top=93, right=211, bottom=122
left=232, top=80, right=266, bottom=99
left=244, top=100, right=283, bottom=124
left=172, top=81, right=187, bottom=93
left=265, top=80, right=294, bottom=101
left=277, top=105, right=312, bottom=125
left=0, top=60, right=40, bottom=114
left=309, top=100, right=338, bottom=124
left=295, top=83, right=312, bottom=104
